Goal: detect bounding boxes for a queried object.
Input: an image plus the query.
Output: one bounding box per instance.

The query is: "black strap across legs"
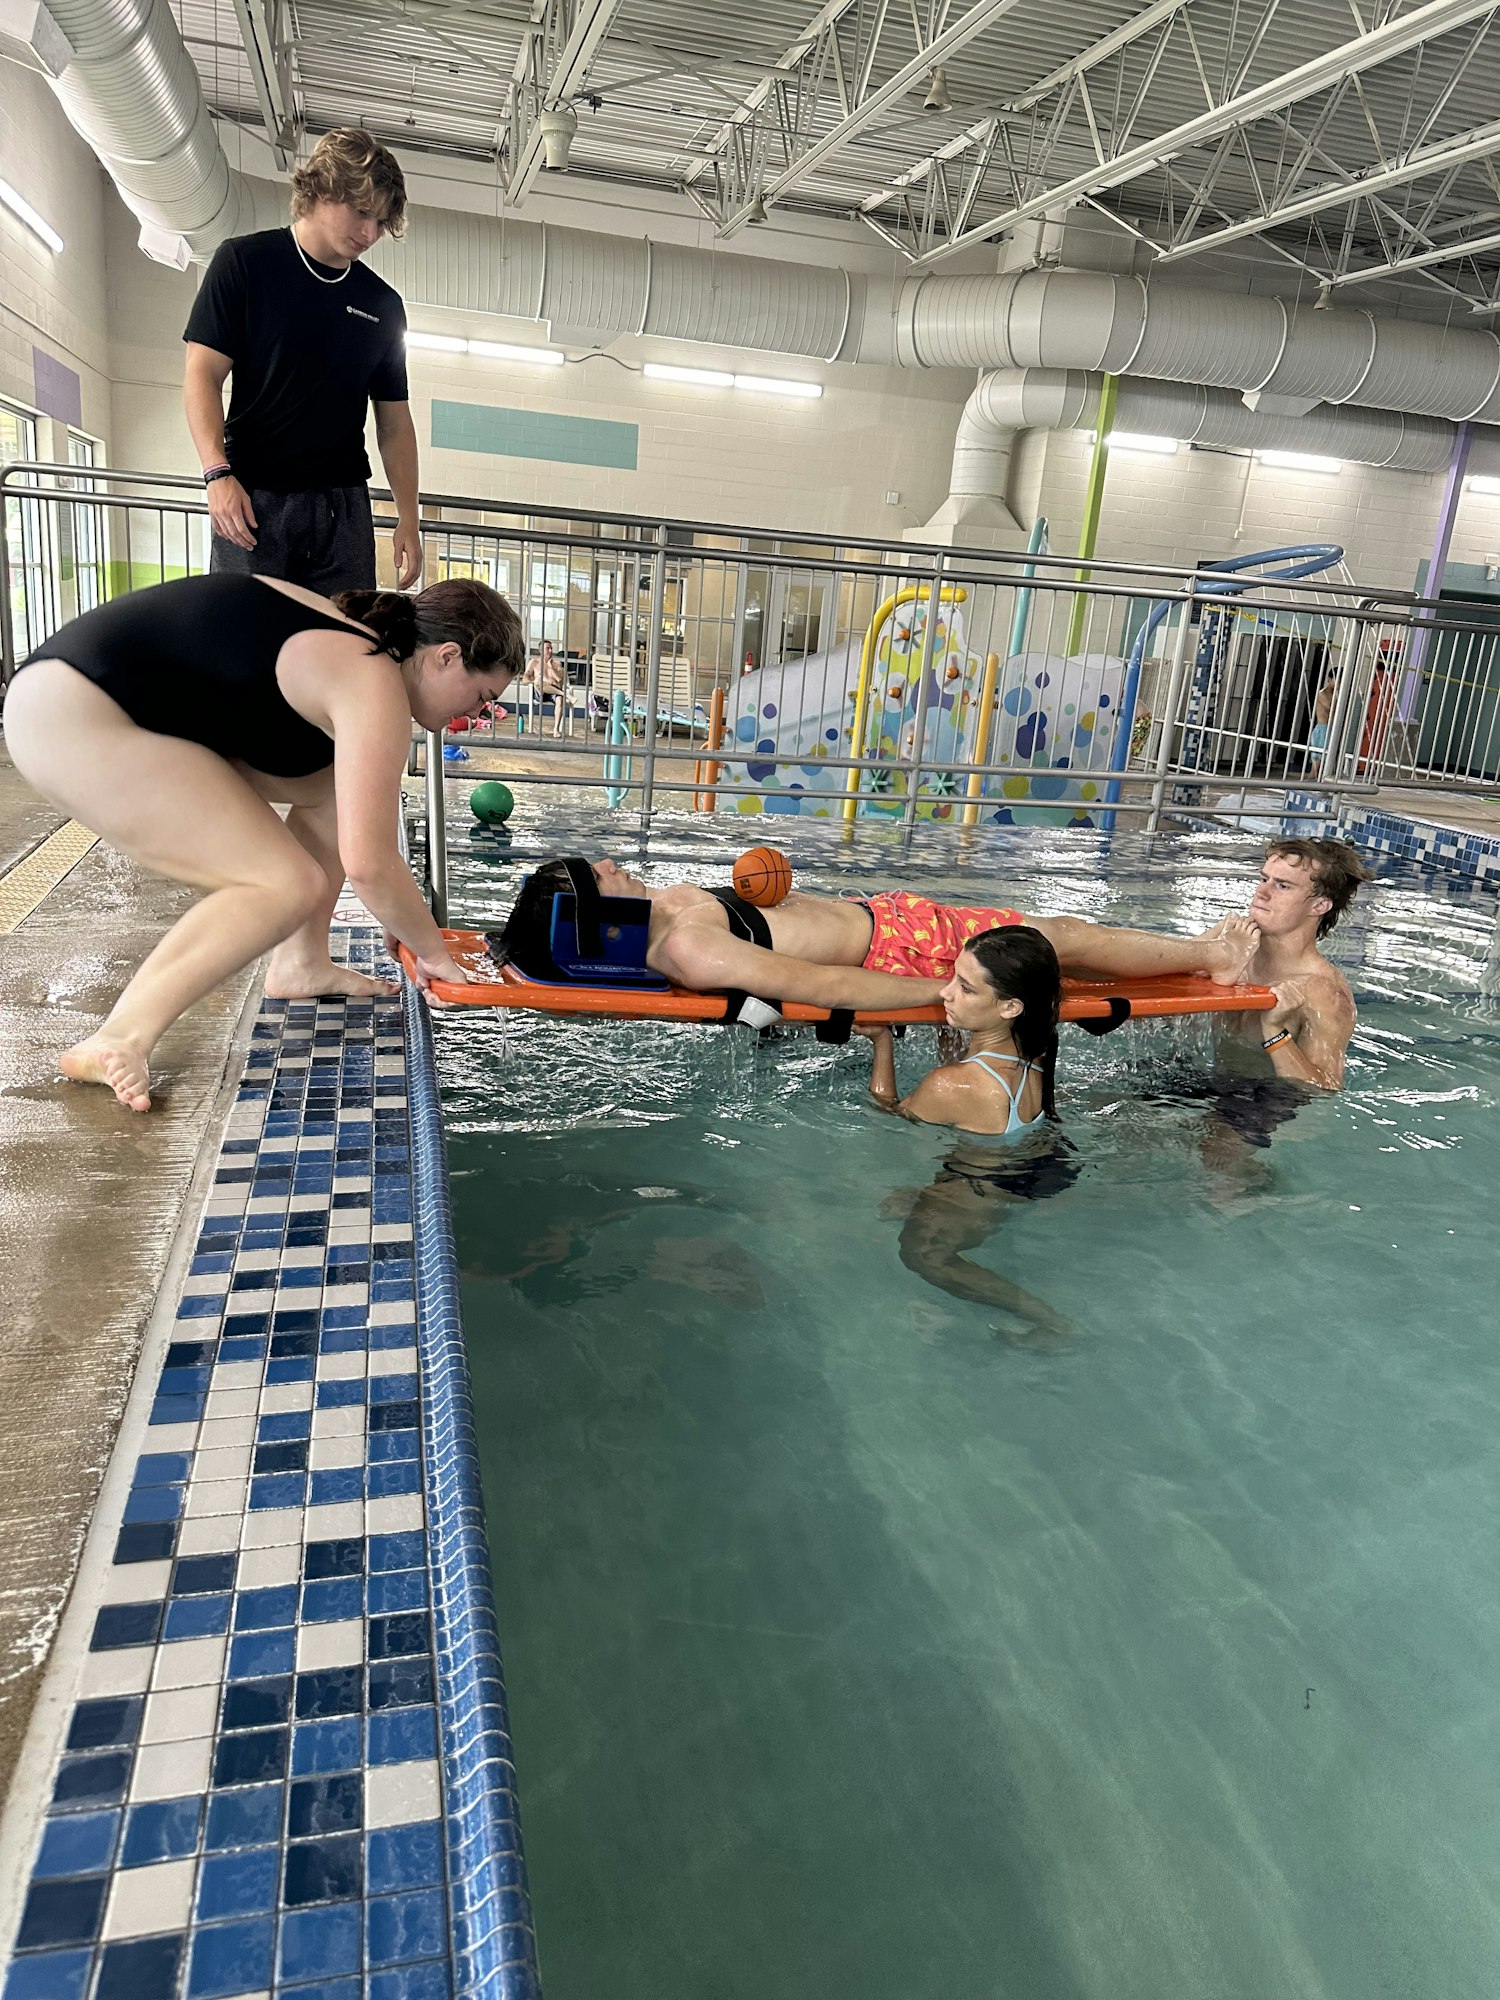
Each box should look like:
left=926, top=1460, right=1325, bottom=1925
left=705, top=887, right=855, bottom=1039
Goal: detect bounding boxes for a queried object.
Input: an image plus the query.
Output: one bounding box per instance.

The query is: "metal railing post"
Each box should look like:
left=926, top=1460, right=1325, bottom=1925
left=424, top=729, right=448, bottom=925
left=901, top=554, right=948, bottom=835
left=637, top=522, right=669, bottom=830
left=0, top=486, right=15, bottom=691
left=1144, top=584, right=1199, bottom=832
left=604, top=689, right=630, bottom=807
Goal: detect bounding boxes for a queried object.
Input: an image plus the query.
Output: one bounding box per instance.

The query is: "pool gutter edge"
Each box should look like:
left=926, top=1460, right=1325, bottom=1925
left=404, top=979, right=542, bottom=2000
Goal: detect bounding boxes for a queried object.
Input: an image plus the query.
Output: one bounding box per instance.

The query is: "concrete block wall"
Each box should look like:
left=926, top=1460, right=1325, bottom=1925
left=1018, top=426, right=1500, bottom=593
left=0, top=69, right=113, bottom=447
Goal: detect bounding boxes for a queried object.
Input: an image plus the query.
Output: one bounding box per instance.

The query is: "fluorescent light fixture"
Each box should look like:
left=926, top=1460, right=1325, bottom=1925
left=732, top=373, right=822, bottom=398
left=1104, top=430, right=1178, bottom=454
left=644, top=362, right=735, bottom=387
left=1255, top=448, right=1342, bottom=473
left=1468, top=475, right=1500, bottom=495
left=468, top=339, right=565, bottom=367
left=0, top=176, right=63, bottom=255
left=405, top=331, right=566, bottom=366
left=643, top=362, right=822, bottom=398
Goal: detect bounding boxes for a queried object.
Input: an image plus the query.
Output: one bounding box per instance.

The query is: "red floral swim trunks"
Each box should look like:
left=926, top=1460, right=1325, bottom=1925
left=859, top=892, right=1026, bottom=978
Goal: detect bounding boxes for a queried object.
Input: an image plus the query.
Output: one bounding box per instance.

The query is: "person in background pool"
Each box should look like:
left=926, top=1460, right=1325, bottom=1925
left=521, top=639, right=569, bottom=738
left=856, top=927, right=1080, bottom=1345
left=500, top=857, right=1263, bottom=1014
left=5, top=573, right=524, bottom=1113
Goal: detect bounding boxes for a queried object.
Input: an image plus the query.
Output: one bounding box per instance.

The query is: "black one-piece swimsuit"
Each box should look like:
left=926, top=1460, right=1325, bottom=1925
left=19, top=573, right=373, bottom=777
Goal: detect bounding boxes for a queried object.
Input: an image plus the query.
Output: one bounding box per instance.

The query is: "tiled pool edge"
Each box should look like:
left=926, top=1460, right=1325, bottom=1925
left=402, top=983, right=540, bottom=2000
left=1169, top=789, right=1500, bottom=887
left=0, top=931, right=540, bottom=2000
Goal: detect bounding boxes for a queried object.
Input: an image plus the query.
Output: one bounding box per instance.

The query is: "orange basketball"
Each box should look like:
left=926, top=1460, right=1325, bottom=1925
left=732, top=845, right=793, bottom=908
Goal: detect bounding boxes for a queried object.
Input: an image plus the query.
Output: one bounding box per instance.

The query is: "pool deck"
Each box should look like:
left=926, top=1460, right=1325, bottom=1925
left=0, top=745, right=257, bottom=1807
left=0, top=741, right=1495, bottom=2000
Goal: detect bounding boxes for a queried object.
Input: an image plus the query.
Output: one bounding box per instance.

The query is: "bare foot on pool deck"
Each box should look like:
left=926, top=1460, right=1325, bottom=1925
left=60, top=1034, right=153, bottom=1113
left=263, top=955, right=398, bottom=1001
left=1201, top=914, right=1261, bottom=985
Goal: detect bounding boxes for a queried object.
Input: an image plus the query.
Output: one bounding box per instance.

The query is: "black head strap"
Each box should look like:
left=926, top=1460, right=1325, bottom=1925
left=559, top=856, right=602, bottom=956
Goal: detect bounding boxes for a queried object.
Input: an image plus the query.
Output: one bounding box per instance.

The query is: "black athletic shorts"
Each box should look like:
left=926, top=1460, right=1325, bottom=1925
left=1153, top=1074, right=1309, bottom=1148
left=210, top=484, right=375, bottom=595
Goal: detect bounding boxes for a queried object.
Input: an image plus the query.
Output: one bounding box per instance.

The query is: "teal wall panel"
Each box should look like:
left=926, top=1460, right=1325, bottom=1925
left=431, top=399, right=638, bottom=470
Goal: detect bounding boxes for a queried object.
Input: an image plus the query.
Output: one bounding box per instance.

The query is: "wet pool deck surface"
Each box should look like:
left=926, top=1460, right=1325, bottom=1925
left=0, top=744, right=255, bottom=1805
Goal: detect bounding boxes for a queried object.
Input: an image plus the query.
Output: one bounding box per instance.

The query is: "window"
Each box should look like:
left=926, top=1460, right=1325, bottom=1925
left=0, top=398, right=57, bottom=659
left=64, top=430, right=105, bottom=613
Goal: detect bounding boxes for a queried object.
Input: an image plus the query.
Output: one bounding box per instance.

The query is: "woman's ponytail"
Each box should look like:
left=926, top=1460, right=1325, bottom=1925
left=334, top=589, right=420, bottom=662
left=335, top=579, right=525, bottom=686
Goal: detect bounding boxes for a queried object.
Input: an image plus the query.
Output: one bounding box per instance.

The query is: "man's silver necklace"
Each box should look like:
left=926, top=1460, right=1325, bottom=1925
left=290, top=228, right=350, bottom=284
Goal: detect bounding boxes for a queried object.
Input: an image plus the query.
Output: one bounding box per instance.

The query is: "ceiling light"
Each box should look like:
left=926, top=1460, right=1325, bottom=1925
left=644, top=362, right=735, bottom=387
left=1104, top=430, right=1179, bottom=454
left=746, top=194, right=769, bottom=226
left=538, top=102, right=578, bottom=172
left=468, top=340, right=566, bottom=367
left=0, top=176, right=63, bottom=255
left=405, top=332, right=566, bottom=365
left=921, top=65, right=951, bottom=112
left=1313, top=280, right=1334, bottom=311
left=1255, top=448, right=1342, bottom=474
left=732, top=374, right=822, bottom=398
left=1468, top=475, right=1500, bottom=494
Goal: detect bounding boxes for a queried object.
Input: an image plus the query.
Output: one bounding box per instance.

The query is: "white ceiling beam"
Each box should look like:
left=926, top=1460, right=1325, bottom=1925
left=1331, top=221, right=1500, bottom=294
left=681, top=0, right=866, bottom=186
left=858, top=0, right=1192, bottom=216
left=914, top=0, right=1498, bottom=264
left=1153, top=114, right=1500, bottom=264
left=229, top=0, right=297, bottom=169
left=1007, top=0, right=1193, bottom=114
left=723, top=0, right=1029, bottom=228
left=506, top=0, right=624, bottom=204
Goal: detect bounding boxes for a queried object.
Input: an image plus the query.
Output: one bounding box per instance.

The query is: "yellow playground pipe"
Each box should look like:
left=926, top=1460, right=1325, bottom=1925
left=961, top=651, right=1002, bottom=828
left=842, top=585, right=968, bottom=823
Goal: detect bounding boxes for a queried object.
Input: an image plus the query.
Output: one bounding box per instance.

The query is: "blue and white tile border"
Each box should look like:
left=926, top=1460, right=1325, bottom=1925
left=0, top=930, right=539, bottom=2000
left=402, top=984, right=537, bottom=2000
left=1165, top=787, right=1500, bottom=889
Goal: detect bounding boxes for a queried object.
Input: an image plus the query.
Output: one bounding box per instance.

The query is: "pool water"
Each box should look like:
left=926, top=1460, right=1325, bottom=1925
left=433, top=804, right=1500, bottom=2000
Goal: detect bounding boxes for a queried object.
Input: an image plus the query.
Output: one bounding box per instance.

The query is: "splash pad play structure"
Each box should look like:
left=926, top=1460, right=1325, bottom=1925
left=714, top=541, right=1344, bottom=828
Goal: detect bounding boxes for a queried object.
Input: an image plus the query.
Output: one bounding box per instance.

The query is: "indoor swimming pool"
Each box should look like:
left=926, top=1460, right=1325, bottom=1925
left=430, top=804, right=1499, bottom=2000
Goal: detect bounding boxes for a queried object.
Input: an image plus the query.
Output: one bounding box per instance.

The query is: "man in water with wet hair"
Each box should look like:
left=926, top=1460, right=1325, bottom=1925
left=1236, top=837, right=1365, bottom=1090
left=499, top=856, right=1263, bottom=1014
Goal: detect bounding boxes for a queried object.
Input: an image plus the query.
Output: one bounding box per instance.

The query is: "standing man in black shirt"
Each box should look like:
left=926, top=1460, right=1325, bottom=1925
left=183, top=127, right=422, bottom=593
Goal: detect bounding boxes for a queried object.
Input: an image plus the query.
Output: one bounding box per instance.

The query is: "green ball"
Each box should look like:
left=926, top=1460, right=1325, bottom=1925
left=469, top=781, right=515, bottom=825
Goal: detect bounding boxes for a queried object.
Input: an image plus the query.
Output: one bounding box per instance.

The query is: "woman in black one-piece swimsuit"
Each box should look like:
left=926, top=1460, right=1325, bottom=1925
left=6, top=572, right=523, bottom=1110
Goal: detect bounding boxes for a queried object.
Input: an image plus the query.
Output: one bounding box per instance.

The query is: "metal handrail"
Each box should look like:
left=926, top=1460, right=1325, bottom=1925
left=0, top=460, right=1439, bottom=606
left=6, top=459, right=1498, bottom=916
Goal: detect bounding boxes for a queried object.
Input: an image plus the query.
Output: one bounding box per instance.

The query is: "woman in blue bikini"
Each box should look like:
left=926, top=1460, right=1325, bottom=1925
left=858, top=927, right=1078, bottom=1344
left=859, top=925, right=1059, bottom=1135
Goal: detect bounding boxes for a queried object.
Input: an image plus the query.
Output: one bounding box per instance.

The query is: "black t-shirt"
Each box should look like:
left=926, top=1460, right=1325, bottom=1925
left=184, top=228, right=409, bottom=492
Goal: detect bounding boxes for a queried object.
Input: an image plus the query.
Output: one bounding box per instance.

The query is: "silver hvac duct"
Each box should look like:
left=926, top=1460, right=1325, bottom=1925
left=925, top=368, right=1498, bottom=546
left=13, top=0, right=1500, bottom=425
left=890, top=268, right=1500, bottom=423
